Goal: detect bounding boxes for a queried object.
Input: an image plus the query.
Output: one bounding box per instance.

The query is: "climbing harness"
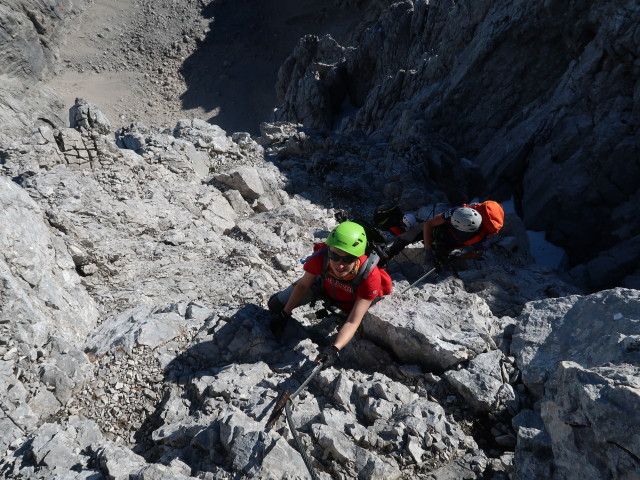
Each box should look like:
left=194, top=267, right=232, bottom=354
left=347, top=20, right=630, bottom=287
left=266, top=362, right=324, bottom=480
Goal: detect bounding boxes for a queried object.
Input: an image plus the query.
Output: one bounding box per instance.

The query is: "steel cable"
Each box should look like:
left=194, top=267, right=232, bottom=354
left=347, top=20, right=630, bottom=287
left=285, top=399, right=321, bottom=480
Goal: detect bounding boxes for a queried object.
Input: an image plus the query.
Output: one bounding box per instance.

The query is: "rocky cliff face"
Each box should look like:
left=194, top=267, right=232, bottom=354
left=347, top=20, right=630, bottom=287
left=0, top=1, right=639, bottom=480
left=274, top=0, right=640, bottom=292
left=0, top=0, right=84, bottom=132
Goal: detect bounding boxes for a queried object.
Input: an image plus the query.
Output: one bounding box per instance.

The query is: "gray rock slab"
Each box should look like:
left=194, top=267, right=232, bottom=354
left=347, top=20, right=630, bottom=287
left=365, top=291, right=498, bottom=371
left=191, top=362, right=273, bottom=402
left=69, top=98, right=111, bottom=134
left=540, top=361, right=640, bottom=479
left=0, top=177, right=99, bottom=340
left=96, top=443, right=148, bottom=480
left=173, top=118, right=237, bottom=153
left=312, top=423, right=402, bottom=479
left=444, top=349, right=517, bottom=413
left=85, top=304, right=198, bottom=355
left=218, top=405, right=310, bottom=478
left=151, top=416, right=213, bottom=448
left=133, top=463, right=196, bottom=480
left=199, top=189, right=238, bottom=233
left=511, top=288, right=640, bottom=399
left=0, top=412, right=25, bottom=454
left=30, top=423, right=76, bottom=470
left=214, top=166, right=265, bottom=200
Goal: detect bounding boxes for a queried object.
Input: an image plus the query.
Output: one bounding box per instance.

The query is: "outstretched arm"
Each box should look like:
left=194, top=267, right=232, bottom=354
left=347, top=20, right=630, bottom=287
left=452, top=234, right=497, bottom=259
left=283, top=271, right=317, bottom=315
left=333, top=297, right=373, bottom=350
left=423, top=213, right=445, bottom=250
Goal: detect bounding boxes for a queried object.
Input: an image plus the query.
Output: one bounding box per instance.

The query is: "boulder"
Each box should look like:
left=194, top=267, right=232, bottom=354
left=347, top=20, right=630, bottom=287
left=444, top=349, right=517, bottom=414
left=69, top=98, right=111, bottom=134
left=541, top=361, right=640, bottom=479
left=510, top=288, right=640, bottom=399
left=214, top=166, right=265, bottom=200
left=365, top=289, right=498, bottom=372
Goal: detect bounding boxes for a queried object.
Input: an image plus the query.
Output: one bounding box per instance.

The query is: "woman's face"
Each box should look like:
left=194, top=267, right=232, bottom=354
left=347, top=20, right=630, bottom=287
left=328, top=247, right=358, bottom=277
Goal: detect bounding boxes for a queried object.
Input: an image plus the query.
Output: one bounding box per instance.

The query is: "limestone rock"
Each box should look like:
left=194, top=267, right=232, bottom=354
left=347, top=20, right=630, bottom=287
left=214, top=166, right=265, bottom=200
left=173, top=118, right=237, bottom=154
left=69, top=98, right=111, bottom=135
left=274, top=34, right=348, bottom=130
left=365, top=288, right=498, bottom=371
left=1, top=1, right=639, bottom=478
left=541, top=361, right=640, bottom=479
left=444, top=349, right=518, bottom=414
left=510, top=288, right=640, bottom=399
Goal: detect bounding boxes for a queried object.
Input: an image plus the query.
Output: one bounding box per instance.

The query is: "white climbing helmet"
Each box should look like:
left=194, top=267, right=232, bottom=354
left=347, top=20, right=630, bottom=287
left=451, top=207, right=482, bottom=232
left=402, top=213, right=417, bottom=229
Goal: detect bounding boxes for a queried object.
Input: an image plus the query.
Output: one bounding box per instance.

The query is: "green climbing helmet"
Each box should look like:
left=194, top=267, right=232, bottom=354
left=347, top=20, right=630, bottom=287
left=326, top=221, right=367, bottom=257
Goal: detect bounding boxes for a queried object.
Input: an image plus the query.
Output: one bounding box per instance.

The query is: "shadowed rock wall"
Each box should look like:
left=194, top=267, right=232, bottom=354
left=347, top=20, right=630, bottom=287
left=274, top=0, right=640, bottom=291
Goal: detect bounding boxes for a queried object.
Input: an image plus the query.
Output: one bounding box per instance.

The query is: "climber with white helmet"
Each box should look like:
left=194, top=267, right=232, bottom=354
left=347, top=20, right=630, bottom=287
left=383, top=201, right=505, bottom=269
left=402, top=213, right=418, bottom=230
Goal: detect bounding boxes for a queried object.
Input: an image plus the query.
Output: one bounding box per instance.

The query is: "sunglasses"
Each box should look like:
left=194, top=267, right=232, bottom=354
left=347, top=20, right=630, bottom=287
left=328, top=250, right=358, bottom=263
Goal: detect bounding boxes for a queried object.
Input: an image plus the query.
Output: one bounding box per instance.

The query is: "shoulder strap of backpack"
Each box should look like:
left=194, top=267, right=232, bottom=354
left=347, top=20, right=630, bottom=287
left=300, top=246, right=328, bottom=264
left=321, top=247, right=330, bottom=280
left=349, top=251, right=380, bottom=301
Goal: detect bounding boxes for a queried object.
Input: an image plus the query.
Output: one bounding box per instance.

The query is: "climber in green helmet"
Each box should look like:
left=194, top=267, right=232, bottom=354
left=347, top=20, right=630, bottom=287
left=268, top=221, right=392, bottom=367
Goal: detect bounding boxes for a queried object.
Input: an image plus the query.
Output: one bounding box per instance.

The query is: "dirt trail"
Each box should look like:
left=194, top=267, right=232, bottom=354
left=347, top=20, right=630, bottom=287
left=49, top=0, right=211, bottom=130
left=49, top=0, right=373, bottom=135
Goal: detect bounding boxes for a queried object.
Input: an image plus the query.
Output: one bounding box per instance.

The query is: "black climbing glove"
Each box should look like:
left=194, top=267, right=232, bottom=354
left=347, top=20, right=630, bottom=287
left=270, top=310, right=292, bottom=338
left=423, top=249, right=436, bottom=269
left=315, top=345, right=340, bottom=368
